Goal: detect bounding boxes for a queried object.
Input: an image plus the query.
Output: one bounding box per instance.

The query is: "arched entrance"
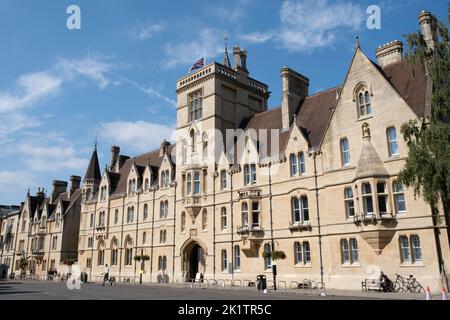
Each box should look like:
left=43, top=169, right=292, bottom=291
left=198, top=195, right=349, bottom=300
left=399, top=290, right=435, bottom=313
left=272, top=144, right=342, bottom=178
left=181, top=240, right=206, bottom=282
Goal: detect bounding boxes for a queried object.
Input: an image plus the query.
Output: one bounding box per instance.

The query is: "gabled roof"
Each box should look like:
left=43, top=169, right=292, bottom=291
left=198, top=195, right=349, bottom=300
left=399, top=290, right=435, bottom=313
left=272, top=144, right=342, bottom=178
left=84, top=146, right=102, bottom=183
left=110, top=144, right=176, bottom=198
left=297, top=86, right=342, bottom=148
left=354, top=139, right=388, bottom=179
left=375, top=60, right=428, bottom=118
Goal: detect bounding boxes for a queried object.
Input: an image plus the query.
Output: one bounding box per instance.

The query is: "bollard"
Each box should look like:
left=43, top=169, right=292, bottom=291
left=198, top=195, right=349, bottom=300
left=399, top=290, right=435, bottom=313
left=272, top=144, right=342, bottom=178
left=425, top=286, right=432, bottom=300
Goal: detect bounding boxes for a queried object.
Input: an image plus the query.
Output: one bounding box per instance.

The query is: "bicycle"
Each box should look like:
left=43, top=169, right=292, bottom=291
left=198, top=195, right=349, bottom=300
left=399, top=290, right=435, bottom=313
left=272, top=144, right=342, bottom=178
left=393, top=274, right=424, bottom=293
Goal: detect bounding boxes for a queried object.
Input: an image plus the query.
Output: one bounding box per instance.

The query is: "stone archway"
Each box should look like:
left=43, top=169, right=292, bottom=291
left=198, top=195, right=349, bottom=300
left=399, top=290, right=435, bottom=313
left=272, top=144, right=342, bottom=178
left=180, top=239, right=207, bottom=282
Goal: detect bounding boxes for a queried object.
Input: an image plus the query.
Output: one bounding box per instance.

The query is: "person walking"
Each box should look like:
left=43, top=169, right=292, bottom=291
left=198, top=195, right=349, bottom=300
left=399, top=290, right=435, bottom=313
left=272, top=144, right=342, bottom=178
left=102, top=264, right=109, bottom=286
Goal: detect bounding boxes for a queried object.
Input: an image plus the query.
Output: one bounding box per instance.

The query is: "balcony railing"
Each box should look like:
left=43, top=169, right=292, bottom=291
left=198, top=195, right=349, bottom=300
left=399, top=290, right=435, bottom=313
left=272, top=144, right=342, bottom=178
left=237, top=188, right=262, bottom=200
left=289, top=221, right=311, bottom=231
left=237, top=225, right=264, bottom=235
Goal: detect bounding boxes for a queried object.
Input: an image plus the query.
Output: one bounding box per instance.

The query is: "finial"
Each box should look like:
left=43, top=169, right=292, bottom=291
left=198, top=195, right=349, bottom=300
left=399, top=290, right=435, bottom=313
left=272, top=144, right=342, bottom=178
left=94, top=135, right=98, bottom=151
left=355, top=35, right=360, bottom=49
left=223, top=33, right=231, bottom=68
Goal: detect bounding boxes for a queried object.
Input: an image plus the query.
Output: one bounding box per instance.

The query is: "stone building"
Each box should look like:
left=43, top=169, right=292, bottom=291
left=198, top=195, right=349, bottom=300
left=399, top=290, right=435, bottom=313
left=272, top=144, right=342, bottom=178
left=0, top=176, right=82, bottom=277
left=75, top=11, right=450, bottom=290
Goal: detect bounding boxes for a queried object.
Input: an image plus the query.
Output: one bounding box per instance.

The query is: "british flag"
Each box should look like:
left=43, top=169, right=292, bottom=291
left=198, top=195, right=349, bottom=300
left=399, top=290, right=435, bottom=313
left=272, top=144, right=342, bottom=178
left=189, top=57, right=205, bottom=73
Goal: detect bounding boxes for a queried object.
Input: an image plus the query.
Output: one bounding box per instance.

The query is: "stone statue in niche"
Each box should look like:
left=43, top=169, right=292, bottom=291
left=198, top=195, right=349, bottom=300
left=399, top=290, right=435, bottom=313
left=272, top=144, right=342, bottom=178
left=362, top=123, right=371, bottom=140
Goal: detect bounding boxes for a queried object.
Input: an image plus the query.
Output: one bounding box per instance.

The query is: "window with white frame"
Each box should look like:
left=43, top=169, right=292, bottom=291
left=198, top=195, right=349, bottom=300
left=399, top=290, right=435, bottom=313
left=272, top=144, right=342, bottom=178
left=193, top=171, right=201, bottom=195
left=292, top=196, right=309, bottom=223
left=125, top=247, right=133, bottom=266
left=221, top=250, right=227, bottom=272
left=143, top=204, right=148, bottom=221
left=221, top=207, right=227, bottom=230
left=299, top=152, right=306, bottom=174
left=294, top=241, right=311, bottom=265
left=234, top=245, right=241, bottom=270
left=387, top=127, right=399, bottom=156
left=362, top=183, right=374, bottom=216
left=220, top=170, right=227, bottom=190
left=290, top=153, right=298, bottom=176
left=399, top=236, right=411, bottom=262
left=411, top=235, right=422, bottom=262
left=189, top=90, right=203, bottom=122
left=341, top=239, right=350, bottom=264
left=358, top=90, right=372, bottom=117
left=186, top=173, right=192, bottom=195
left=241, top=203, right=249, bottom=227
left=344, top=187, right=355, bottom=218
left=377, top=182, right=389, bottom=215
left=252, top=201, right=260, bottom=228
left=244, top=164, right=257, bottom=185
left=350, top=238, right=358, bottom=263
left=340, top=138, right=351, bottom=166
left=393, top=181, right=406, bottom=214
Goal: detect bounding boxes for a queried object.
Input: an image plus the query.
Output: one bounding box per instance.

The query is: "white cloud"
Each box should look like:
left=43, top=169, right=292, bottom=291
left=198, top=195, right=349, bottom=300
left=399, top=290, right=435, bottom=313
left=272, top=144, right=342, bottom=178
left=0, top=170, right=36, bottom=193
left=0, top=113, right=42, bottom=144
left=240, top=32, right=274, bottom=44
left=127, top=21, right=164, bottom=41
left=99, top=120, right=175, bottom=153
left=163, top=28, right=224, bottom=69
left=277, top=0, right=364, bottom=52
left=238, top=0, right=365, bottom=52
left=0, top=72, right=62, bottom=113
left=56, top=55, right=115, bottom=89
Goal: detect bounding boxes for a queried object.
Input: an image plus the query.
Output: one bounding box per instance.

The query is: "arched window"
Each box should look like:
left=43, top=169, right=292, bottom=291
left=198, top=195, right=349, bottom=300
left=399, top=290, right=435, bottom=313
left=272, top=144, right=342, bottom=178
left=143, top=204, right=148, bottom=221
left=144, top=178, right=149, bottom=191
left=158, top=256, right=163, bottom=271
left=221, top=250, right=227, bottom=272
left=357, top=88, right=372, bottom=117
left=190, top=129, right=196, bottom=152
left=290, top=153, right=298, bottom=176
left=387, top=127, right=399, bottom=156
left=189, top=90, right=203, bottom=122
left=221, top=207, right=227, bottom=230
left=340, top=138, right=350, bottom=166
left=110, top=238, right=118, bottom=266
left=292, top=196, right=309, bottom=223
left=411, top=235, right=422, bottom=262
left=125, top=239, right=133, bottom=266
left=160, top=230, right=164, bottom=243
left=234, top=245, right=241, bottom=270
left=341, top=239, right=350, bottom=264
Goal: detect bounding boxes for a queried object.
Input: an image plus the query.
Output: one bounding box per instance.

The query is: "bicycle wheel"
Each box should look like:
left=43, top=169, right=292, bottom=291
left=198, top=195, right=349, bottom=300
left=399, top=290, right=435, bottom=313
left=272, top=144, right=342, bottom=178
left=411, top=283, right=424, bottom=293
left=393, top=281, right=404, bottom=292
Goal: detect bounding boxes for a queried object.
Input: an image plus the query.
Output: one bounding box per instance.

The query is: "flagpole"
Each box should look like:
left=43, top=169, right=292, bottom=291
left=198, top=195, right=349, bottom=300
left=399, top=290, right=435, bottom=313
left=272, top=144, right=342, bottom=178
left=203, top=47, right=206, bottom=67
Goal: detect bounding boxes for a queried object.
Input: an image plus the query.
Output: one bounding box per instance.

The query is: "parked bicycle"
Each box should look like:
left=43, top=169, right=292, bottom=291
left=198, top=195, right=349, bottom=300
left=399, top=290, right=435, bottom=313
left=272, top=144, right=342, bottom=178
left=393, top=274, right=424, bottom=293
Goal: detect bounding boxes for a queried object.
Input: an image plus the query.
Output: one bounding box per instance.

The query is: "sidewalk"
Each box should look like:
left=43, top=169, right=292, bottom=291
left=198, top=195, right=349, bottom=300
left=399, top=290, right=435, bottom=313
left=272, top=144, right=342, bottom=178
left=94, top=280, right=440, bottom=300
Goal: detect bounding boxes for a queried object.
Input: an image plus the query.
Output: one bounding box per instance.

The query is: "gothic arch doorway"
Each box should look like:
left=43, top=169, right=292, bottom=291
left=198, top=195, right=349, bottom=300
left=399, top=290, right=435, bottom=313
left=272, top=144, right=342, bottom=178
left=181, top=239, right=206, bottom=282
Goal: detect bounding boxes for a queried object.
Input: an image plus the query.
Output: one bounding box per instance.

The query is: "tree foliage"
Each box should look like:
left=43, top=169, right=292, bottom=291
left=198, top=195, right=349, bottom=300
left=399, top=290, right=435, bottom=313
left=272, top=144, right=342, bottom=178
left=399, top=14, right=450, bottom=223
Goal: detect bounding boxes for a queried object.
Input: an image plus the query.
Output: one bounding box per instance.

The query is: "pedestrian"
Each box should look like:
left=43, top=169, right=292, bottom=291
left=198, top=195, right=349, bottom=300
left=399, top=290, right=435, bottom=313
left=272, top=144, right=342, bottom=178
left=102, top=264, right=109, bottom=286
left=380, top=271, right=393, bottom=292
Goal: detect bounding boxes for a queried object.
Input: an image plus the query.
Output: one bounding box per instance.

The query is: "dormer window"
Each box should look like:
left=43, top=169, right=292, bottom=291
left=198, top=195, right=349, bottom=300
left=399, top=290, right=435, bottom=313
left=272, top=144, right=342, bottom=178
left=357, top=89, right=372, bottom=117
left=189, top=90, right=203, bottom=122
left=244, top=164, right=256, bottom=185
left=160, top=170, right=170, bottom=189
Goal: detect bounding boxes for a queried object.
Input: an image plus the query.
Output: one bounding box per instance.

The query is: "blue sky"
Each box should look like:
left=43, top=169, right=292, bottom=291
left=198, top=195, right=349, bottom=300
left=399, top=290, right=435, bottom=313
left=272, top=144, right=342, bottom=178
left=0, top=0, right=447, bottom=204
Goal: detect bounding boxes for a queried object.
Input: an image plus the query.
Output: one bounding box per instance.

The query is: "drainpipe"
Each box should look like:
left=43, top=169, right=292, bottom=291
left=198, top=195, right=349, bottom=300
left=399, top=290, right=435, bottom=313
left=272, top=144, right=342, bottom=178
left=172, top=181, right=177, bottom=283
left=312, top=149, right=325, bottom=285
left=118, top=198, right=125, bottom=280
left=230, top=169, right=234, bottom=280
left=134, top=192, right=140, bottom=281
left=212, top=169, right=217, bottom=280
left=150, top=188, right=156, bottom=282
left=89, top=201, right=97, bottom=281
left=268, top=163, right=277, bottom=291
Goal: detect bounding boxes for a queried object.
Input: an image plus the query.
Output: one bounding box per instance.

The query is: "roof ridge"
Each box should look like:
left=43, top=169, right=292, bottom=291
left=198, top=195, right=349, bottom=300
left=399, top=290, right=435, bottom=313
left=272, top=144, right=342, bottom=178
left=306, top=85, right=342, bottom=99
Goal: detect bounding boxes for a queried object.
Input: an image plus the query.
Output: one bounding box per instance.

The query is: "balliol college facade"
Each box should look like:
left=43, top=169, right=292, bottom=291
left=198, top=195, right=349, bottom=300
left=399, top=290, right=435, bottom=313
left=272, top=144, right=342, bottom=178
left=1, top=11, right=449, bottom=290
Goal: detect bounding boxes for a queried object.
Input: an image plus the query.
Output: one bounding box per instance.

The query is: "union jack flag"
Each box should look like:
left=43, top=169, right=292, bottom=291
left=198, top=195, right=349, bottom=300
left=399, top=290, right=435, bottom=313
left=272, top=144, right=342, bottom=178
left=189, top=57, right=204, bottom=73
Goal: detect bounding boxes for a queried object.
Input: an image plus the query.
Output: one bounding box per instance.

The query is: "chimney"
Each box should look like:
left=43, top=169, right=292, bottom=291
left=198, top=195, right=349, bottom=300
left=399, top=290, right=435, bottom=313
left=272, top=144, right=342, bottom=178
left=69, top=175, right=81, bottom=197
left=110, top=145, right=120, bottom=171
left=233, top=45, right=241, bottom=70
left=159, top=140, right=171, bottom=157
left=281, top=67, right=309, bottom=130
left=51, top=180, right=68, bottom=203
left=36, top=188, right=45, bottom=199
left=240, top=49, right=248, bottom=71
left=375, top=40, right=403, bottom=68
left=418, top=11, right=436, bottom=50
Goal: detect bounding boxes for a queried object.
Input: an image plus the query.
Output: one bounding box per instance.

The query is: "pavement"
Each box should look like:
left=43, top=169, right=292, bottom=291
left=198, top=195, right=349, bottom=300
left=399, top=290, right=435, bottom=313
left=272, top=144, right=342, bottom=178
left=0, top=280, right=439, bottom=300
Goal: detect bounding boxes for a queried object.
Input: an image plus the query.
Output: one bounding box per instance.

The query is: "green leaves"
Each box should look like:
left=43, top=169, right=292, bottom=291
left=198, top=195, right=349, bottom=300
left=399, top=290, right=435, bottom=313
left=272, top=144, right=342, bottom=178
left=400, top=14, right=450, bottom=221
